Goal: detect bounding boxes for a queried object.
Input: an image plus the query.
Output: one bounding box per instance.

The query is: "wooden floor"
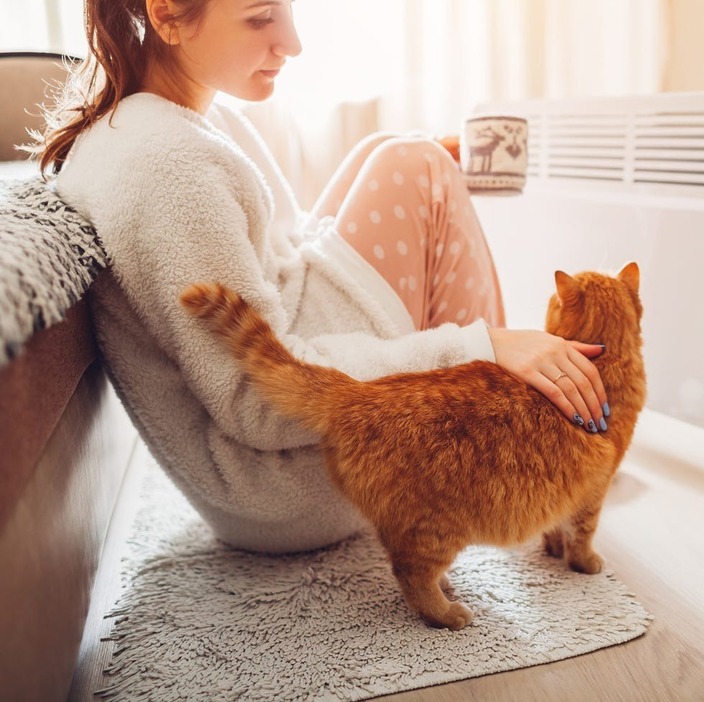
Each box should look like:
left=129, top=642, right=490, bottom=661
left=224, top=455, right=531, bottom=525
left=380, top=411, right=704, bottom=702
left=71, top=411, right=704, bottom=701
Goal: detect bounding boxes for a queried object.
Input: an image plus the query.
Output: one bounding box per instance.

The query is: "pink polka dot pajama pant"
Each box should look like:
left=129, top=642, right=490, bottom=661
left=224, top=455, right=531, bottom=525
left=313, top=133, right=505, bottom=331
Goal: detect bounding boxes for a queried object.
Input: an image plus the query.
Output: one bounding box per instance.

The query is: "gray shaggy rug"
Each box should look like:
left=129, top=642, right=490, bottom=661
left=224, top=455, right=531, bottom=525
left=97, top=462, right=651, bottom=701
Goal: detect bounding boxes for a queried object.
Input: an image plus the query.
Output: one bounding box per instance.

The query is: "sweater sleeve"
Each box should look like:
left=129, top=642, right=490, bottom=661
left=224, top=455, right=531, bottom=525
left=208, top=103, right=305, bottom=246
left=105, top=134, right=495, bottom=453
left=287, top=320, right=495, bottom=382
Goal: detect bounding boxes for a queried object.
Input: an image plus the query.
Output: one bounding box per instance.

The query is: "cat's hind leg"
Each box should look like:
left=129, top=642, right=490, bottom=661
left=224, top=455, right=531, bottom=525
left=564, top=496, right=606, bottom=574
left=542, top=526, right=565, bottom=559
left=391, top=559, right=472, bottom=630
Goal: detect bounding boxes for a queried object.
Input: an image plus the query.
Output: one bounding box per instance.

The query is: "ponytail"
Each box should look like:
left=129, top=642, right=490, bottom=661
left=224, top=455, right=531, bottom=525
left=37, top=0, right=208, bottom=176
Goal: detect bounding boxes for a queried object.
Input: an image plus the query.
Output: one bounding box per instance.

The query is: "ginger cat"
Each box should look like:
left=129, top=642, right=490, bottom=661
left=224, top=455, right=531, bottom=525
left=180, top=263, right=646, bottom=630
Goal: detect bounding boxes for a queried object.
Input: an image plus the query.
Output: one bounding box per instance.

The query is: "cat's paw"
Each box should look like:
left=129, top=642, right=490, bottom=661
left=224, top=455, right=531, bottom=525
left=439, top=574, right=451, bottom=592
left=422, top=601, right=473, bottom=630
left=444, top=601, right=473, bottom=630
left=568, top=552, right=604, bottom=574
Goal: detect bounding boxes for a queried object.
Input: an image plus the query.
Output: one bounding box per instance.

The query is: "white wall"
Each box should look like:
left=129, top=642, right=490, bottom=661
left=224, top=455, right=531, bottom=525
left=474, top=188, right=704, bottom=429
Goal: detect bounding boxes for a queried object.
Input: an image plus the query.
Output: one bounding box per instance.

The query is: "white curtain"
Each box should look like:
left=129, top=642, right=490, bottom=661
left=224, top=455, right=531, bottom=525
left=2, top=0, right=669, bottom=205
left=254, top=0, right=670, bottom=205
left=261, top=0, right=669, bottom=131
left=0, top=0, right=85, bottom=56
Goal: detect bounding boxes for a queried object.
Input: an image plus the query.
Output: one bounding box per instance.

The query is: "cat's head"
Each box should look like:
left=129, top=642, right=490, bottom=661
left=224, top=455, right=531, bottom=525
left=545, top=262, right=643, bottom=349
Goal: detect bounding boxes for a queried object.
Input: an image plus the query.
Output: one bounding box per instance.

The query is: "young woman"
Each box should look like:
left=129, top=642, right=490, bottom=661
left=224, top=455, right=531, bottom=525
left=42, top=0, right=609, bottom=552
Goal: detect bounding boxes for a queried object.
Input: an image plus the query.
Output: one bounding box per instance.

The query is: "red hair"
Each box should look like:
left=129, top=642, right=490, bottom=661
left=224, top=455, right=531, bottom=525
left=38, top=0, right=209, bottom=175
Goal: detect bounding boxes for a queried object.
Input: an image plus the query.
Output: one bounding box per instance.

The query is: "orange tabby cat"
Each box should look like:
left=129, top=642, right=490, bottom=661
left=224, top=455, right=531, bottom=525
left=180, top=263, right=646, bottom=630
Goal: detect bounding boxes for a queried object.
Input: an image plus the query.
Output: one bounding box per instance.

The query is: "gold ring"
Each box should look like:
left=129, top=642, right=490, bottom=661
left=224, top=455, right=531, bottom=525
left=553, top=372, right=568, bottom=383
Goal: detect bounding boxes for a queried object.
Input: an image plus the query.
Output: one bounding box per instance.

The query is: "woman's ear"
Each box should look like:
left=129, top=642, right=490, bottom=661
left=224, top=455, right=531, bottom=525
left=145, top=0, right=182, bottom=45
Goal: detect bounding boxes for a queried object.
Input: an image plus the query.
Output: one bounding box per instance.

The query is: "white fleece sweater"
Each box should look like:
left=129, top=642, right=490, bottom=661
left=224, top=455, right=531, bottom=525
left=57, top=93, right=496, bottom=552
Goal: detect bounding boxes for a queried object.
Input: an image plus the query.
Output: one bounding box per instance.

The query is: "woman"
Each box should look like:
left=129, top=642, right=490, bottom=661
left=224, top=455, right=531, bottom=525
left=41, top=0, right=608, bottom=552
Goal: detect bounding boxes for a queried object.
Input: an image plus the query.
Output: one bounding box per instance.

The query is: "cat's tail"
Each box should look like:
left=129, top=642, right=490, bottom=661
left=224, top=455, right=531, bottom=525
left=179, top=282, right=353, bottom=435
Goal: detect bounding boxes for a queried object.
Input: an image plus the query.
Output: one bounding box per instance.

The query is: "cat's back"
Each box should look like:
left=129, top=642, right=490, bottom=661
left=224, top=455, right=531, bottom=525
left=324, top=358, right=613, bottom=497
left=350, top=360, right=541, bottom=425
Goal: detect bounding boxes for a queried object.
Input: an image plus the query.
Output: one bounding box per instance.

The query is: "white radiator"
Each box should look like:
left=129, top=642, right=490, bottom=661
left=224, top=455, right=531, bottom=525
left=471, top=92, right=704, bottom=429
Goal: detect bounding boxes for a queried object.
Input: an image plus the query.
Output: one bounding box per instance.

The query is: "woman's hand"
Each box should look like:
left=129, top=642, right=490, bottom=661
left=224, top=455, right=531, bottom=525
left=488, top=328, right=609, bottom=433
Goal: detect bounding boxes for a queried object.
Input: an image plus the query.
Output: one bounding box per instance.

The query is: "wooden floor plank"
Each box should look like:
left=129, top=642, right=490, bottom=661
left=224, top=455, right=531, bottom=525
left=72, top=412, right=704, bottom=701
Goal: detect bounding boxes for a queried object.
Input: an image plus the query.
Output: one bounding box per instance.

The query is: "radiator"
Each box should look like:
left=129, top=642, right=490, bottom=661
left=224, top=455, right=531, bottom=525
left=471, top=92, right=704, bottom=429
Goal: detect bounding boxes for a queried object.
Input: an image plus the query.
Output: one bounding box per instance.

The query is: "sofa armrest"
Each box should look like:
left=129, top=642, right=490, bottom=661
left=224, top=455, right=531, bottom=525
left=0, top=299, right=96, bottom=527
left=0, top=299, right=137, bottom=702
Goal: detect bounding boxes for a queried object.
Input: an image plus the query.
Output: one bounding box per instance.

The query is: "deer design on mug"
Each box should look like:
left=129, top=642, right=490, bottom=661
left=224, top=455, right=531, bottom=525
left=467, top=126, right=505, bottom=173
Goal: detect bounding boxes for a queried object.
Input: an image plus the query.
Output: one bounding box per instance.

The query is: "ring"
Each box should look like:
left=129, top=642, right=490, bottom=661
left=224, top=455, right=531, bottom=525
left=553, top=372, right=568, bottom=383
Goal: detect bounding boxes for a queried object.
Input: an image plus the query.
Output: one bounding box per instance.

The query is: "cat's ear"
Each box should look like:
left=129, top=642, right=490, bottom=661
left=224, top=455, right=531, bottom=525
left=554, top=270, right=580, bottom=304
left=617, top=261, right=640, bottom=294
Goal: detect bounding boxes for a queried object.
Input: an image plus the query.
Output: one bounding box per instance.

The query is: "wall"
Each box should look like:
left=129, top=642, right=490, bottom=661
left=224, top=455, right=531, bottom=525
left=664, top=0, right=704, bottom=92
left=474, top=188, right=704, bottom=429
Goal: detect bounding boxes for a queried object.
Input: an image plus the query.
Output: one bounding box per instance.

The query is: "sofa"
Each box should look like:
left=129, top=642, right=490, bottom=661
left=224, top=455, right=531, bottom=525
left=0, top=171, right=138, bottom=702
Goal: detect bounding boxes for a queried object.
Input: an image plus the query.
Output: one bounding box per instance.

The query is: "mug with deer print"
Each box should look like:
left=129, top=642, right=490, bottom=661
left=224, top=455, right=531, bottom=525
left=460, top=116, right=529, bottom=194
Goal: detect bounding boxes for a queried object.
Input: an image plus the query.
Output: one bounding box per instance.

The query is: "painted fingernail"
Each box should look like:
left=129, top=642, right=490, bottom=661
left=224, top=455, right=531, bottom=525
left=599, top=417, right=608, bottom=431
left=573, top=413, right=585, bottom=426
left=587, top=419, right=598, bottom=433
left=602, top=402, right=611, bottom=417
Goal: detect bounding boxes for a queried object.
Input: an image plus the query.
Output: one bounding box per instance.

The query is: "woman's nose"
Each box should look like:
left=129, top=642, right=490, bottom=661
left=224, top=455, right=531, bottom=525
left=273, top=6, right=302, bottom=58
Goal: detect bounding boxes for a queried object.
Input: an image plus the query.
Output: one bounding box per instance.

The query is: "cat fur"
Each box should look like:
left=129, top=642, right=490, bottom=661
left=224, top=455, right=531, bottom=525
left=179, top=263, right=646, bottom=630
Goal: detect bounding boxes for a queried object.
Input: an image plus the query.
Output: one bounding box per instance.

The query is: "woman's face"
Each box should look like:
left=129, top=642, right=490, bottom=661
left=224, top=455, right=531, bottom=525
left=164, top=0, right=302, bottom=111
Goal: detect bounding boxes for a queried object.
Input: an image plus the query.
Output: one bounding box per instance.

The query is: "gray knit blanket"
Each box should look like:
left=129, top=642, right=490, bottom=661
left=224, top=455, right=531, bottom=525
left=0, top=176, right=106, bottom=367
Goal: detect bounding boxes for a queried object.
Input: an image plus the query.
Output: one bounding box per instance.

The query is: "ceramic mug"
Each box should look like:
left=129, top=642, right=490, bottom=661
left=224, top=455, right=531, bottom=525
left=460, top=116, right=529, bottom=194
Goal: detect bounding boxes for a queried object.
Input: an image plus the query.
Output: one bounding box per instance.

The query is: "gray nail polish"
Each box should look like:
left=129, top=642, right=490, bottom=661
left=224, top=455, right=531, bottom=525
left=587, top=419, right=598, bottom=433
left=603, top=402, right=611, bottom=417
left=599, top=417, right=608, bottom=431
left=573, top=413, right=584, bottom=426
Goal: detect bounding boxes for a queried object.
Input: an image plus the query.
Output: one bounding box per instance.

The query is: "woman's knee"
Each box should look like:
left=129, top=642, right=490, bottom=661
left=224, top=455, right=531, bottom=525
left=350, top=131, right=401, bottom=162
left=367, top=136, right=457, bottom=177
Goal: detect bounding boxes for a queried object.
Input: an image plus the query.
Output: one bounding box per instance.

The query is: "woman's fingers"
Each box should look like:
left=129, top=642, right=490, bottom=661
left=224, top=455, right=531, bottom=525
left=488, top=329, right=609, bottom=433
left=567, top=344, right=609, bottom=424
left=570, top=340, right=606, bottom=359
left=536, top=369, right=593, bottom=429
left=546, top=362, right=602, bottom=432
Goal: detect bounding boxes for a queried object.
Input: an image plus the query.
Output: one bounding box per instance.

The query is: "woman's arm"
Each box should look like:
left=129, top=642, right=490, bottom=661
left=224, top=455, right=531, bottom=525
left=112, top=143, right=497, bottom=452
